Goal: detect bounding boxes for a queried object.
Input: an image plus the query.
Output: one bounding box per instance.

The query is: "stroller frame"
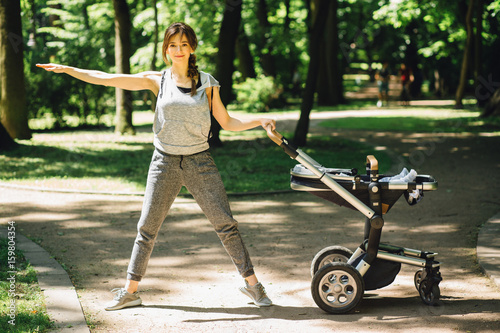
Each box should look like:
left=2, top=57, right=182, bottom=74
left=267, top=129, right=442, bottom=314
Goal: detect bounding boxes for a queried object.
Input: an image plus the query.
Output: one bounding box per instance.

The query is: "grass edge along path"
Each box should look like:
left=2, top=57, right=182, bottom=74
left=0, top=230, right=54, bottom=333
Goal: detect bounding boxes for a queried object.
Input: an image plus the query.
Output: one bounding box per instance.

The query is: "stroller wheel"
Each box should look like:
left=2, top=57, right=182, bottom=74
left=414, top=269, right=425, bottom=291
left=311, top=246, right=353, bottom=278
left=418, top=279, right=440, bottom=305
left=311, top=262, right=364, bottom=314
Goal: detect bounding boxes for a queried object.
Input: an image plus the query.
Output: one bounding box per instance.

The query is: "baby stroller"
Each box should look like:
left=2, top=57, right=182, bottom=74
left=267, top=129, right=441, bottom=314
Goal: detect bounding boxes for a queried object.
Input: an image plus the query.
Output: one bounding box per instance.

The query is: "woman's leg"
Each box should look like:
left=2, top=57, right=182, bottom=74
left=126, top=149, right=183, bottom=286
left=183, top=151, right=255, bottom=279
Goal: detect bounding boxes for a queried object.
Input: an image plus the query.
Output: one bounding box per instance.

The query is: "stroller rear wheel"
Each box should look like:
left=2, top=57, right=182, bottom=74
left=311, top=262, right=364, bottom=314
left=311, top=245, right=353, bottom=277
left=418, top=279, right=440, bottom=305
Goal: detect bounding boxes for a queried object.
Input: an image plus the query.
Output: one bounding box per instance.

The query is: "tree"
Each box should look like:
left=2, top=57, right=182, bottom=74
left=236, top=28, right=256, bottom=80
left=0, top=122, right=17, bottom=150
left=293, top=0, right=331, bottom=147
left=316, top=0, right=343, bottom=106
left=113, top=0, right=135, bottom=135
left=210, top=0, right=242, bottom=147
left=455, top=0, right=476, bottom=108
left=0, top=0, right=31, bottom=140
left=255, top=0, right=276, bottom=77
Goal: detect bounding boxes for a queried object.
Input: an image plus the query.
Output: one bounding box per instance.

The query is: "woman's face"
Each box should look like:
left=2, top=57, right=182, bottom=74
left=166, top=33, right=194, bottom=65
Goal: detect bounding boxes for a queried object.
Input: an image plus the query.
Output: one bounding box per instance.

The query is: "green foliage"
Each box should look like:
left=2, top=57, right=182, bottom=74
left=234, top=76, right=283, bottom=113
left=17, top=0, right=500, bottom=130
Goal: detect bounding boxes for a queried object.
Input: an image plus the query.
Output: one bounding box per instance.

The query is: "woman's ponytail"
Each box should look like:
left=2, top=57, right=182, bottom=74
left=188, top=53, right=199, bottom=96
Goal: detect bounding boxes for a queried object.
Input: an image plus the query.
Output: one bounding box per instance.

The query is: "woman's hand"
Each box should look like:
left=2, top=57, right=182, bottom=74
left=259, top=118, right=276, bottom=131
left=36, top=63, right=70, bottom=74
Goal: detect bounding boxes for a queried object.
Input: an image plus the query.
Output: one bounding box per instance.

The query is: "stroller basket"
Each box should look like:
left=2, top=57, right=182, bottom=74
left=290, top=165, right=437, bottom=213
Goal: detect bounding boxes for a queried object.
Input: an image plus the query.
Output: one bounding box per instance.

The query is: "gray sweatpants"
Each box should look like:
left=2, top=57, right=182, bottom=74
left=127, top=148, right=255, bottom=281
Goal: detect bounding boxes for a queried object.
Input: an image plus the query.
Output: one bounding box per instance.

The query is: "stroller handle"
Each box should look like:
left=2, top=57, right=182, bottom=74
left=265, top=126, right=299, bottom=159
left=265, top=126, right=284, bottom=146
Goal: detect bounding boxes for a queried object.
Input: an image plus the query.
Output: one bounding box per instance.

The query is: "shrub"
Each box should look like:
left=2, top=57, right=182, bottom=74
left=234, top=76, right=283, bottom=113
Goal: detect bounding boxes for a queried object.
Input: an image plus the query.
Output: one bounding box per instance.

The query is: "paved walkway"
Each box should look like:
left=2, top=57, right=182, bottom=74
left=1, top=187, right=499, bottom=332
left=1, top=106, right=500, bottom=332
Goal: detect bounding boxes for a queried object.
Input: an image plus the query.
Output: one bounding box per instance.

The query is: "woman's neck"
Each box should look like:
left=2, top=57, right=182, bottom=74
left=170, top=63, right=197, bottom=88
left=171, top=63, right=189, bottom=79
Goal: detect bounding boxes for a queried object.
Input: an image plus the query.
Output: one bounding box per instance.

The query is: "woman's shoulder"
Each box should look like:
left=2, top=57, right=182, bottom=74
left=199, top=71, right=220, bottom=88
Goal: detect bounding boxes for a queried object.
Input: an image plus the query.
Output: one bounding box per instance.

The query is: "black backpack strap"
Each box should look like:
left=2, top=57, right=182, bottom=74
left=158, top=70, right=166, bottom=98
left=209, top=86, right=213, bottom=113
left=207, top=87, right=214, bottom=141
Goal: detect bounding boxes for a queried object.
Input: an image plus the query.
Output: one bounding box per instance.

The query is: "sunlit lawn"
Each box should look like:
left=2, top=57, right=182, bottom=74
left=2, top=105, right=498, bottom=194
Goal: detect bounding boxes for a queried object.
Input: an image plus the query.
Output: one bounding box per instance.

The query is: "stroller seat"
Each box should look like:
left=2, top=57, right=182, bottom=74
left=290, top=164, right=437, bottom=214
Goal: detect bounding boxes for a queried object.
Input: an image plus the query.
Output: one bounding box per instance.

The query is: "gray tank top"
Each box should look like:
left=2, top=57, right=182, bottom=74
left=153, top=68, right=220, bottom=155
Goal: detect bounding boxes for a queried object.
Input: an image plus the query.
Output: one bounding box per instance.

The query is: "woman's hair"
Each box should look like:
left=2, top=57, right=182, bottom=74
left=162, top=22, right=199, bottom=96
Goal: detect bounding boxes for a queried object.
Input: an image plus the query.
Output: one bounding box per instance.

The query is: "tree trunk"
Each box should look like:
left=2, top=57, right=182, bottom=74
left=0, top=121, right=17, bottom=151
left=0, top=0, right=31, bottom=140
left=474, top=0, right=484, bottom=106
left=236, top=28, right=256, bottom=80
left=256, top=0, right=276, bottom=77
left=482, top=87, right=500, bottom=117
left=211, top=0, right=242, bottom=148
left=113, top=0, right=135, bottom=135
left=455, top=0, right=475, bottom=109
left=293, top=0, right=330, bottom=147
left=149, top=0, right=158, bottom=112
left=317, top=0, right=342, bottom=106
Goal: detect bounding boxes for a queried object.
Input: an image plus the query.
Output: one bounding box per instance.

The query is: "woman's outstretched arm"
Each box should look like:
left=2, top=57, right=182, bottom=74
left=36, top=63, right=162, bottom=96
left=209, top=87, right=276, bottom=132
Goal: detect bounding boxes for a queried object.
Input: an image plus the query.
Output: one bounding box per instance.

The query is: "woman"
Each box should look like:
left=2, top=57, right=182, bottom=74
left=37, top=22, right=274, bottom=310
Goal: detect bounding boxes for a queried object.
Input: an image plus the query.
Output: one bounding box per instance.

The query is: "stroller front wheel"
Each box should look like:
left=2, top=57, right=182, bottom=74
left=418, top=279, right=440, bottom=305
left=311, top=245, right=354, bottom=277
left=311, top=262, right=364, bottom=314
left=414, top=269, right=425, bottom=291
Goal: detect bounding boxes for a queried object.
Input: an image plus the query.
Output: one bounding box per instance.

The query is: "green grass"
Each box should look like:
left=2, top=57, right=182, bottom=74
left=0, top=237, right=54, bottom=333
left=0, top=126, right=391, bottom=194
left=319, top=110, right=500, bottom=133
left=3, top=107, right=498, bottom=194
left=211, top=133, right=391, bottom=193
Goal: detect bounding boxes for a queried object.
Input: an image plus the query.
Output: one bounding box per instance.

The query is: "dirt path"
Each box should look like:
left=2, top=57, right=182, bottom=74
left=1, top=114, right=500, bottom=332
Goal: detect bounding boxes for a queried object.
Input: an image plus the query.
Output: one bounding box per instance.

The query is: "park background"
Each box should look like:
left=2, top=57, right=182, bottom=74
left=2, top=1, right=500, bottom=332
left=1, top=0, right=500, bottom=194
left=1, top=0, right=500, bottom=147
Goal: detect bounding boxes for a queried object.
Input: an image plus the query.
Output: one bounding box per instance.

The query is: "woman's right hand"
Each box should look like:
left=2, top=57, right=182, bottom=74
left=36, top=63, right=70, bottom=74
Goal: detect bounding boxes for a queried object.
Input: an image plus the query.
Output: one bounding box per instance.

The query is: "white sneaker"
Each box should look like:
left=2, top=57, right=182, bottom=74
left=239, top=282, right=272, bottom=307
left=104, top=288, right=142, bottom=311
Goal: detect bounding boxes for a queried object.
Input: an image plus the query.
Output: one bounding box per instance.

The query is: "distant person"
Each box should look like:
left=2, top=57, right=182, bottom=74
left=375, top=61, right=390, bottom=107
left=37, top=22, right=274, bottom=311
left=399, top=63, right=413, bottom=106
